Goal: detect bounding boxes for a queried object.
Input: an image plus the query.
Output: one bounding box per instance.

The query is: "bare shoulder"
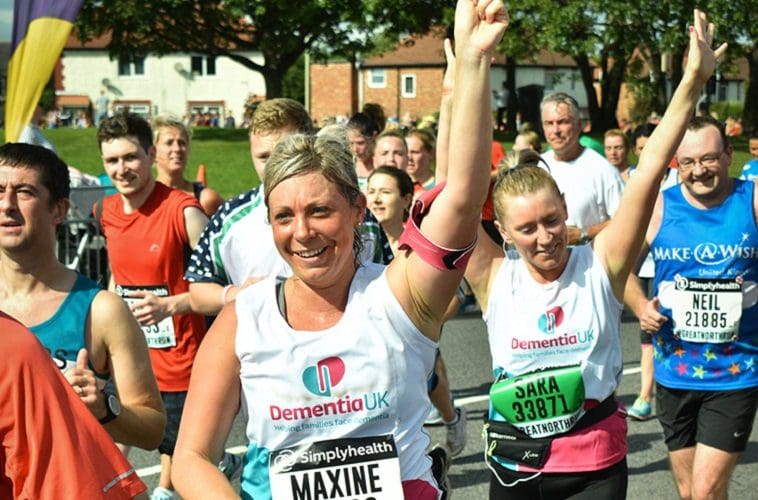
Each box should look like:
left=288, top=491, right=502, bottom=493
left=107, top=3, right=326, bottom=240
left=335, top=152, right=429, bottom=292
left=183, top=204, right=209, bottom=222
left=90, top=290, right=137, bottom=334
left=183, top=205, right=210, bottom=244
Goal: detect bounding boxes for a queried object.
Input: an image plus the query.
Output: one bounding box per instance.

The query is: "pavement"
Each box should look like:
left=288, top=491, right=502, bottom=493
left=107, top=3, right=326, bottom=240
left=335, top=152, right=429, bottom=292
left=128, top=310, right=758, bottom=499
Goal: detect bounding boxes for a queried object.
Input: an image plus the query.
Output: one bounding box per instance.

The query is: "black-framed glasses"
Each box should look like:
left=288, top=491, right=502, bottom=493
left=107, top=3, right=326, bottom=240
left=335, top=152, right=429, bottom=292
left=677, top=151, right=723, bottom=170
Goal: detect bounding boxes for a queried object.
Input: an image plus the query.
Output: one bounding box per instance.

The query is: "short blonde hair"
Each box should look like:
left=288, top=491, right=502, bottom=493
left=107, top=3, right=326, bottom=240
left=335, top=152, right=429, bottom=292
left=152, top=115, right=190, bottom=144
left=250, top=98, right=314, bottom=136
left=264, top=134, right=361, bottom=209
left=493, top=149, right=560, bottom=223
left=514, top=130, right=542, bottom=152
left=603, top=128, right=630, bottom=151
left=264, top=133, right=363, bottom=262
left=406, top=128, right=435, bottom=153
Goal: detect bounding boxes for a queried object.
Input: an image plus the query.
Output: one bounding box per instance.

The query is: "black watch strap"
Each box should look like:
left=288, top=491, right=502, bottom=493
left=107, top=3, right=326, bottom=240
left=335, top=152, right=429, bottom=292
left=99, top=392, right=120, bottom=424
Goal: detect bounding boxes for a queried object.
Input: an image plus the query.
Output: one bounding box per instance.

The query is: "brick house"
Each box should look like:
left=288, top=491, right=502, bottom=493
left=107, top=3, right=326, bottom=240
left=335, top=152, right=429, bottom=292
left=308, top=26, right=594, bottom=127
left=309, top=28, right=748, bottom=130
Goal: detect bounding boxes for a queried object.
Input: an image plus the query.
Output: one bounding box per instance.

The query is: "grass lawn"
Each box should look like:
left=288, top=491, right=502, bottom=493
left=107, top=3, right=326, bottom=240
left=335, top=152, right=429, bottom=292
left=0, top=127, right=752, bottom=200
left=2, top=127, right=260, bottom=200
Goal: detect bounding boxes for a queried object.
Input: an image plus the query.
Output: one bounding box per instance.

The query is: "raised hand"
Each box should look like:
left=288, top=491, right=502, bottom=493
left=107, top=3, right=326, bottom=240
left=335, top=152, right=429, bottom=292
left=454, top=0, right=509, bottom=58
left=685, top=9, right=727, bottom=85
left=442, top=38, right=456, bottom=97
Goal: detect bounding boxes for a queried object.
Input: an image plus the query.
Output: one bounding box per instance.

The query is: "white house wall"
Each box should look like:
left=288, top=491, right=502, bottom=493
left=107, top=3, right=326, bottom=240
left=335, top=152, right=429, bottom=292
left=60, top=50, right=266, bottom=122
left=489, top=66, right=589, bottom=111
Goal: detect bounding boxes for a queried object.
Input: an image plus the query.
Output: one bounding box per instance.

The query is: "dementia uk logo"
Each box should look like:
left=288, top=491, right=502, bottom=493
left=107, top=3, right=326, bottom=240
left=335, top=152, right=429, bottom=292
left=538, top=306, right=564, bottom=334
left=303, top=356, right=345, bottom=396
left=511, top=305, right=595, bottom=352
left=269, top=356, right=391, bottom=423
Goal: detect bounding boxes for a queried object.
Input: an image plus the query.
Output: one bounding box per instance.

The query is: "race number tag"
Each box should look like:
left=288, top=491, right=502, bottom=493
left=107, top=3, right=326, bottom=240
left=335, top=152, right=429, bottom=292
left=490, top=365, right=585, bottom=438
left=269, top=435, right=403, bottom=500
left=115, top=284, right=176, bottom=349
left=671, top=276, right=742, bottom=343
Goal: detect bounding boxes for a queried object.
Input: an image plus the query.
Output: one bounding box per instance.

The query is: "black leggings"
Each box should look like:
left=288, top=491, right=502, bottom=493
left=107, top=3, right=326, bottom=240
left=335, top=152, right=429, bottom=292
left=488, top=457, right=628, bottom=500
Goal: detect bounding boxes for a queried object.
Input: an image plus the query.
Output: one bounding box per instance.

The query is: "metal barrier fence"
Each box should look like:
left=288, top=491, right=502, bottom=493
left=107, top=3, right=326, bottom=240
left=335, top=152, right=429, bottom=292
left=56, top=185, right=112, bottom=286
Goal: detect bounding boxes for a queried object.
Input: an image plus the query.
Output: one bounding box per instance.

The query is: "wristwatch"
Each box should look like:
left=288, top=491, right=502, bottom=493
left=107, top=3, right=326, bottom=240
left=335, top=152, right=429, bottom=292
left=579, top=228, right=589, bottom=245
left=99, top=390, right=122, bottom=424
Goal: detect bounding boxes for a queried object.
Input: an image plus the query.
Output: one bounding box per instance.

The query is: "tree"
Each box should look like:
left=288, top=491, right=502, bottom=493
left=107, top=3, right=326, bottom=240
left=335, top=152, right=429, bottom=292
left=76, top=0, right=447, bottom=99
left=497, top=10, right=540, bottom=133
left=707, top=0, right=757, bottom=132
left=501, top=0, right=643, bottom=133
left=627, top=1, right=696, bottom=118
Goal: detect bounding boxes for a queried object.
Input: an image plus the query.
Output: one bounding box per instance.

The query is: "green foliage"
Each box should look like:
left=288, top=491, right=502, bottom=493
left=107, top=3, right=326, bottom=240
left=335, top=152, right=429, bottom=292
left=497, top=0, right=756, bottom=133
left=625, top=80, right=658, bottom=125
left=39, top=88, right=57, bottom=112
left=709, top=101, right=744, bottom=120
left=282, top=54, right=306, bottom=103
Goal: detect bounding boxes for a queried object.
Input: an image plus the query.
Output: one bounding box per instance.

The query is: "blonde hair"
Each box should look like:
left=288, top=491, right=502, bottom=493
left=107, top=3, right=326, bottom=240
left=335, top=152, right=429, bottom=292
left=406, top=128, right=435, bottom=153
left=603, top=128, right=630, bottom=151
left=493, top=149, right=561, bottom=223
left=514, top=130, right=542, bottom=152
left=152, top=115, right=191, bottom=144
left=263, top=133, right=364, bottom=263
left=375, top=129, right=408, bottom=151
left=250, top=98, right=314, bottom=136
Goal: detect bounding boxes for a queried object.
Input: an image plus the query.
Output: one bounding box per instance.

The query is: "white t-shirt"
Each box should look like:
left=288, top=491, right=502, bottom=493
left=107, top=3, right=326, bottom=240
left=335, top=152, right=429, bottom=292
left=542, top=148, right=624, bottom=229
left=484, top=245, right=624, bottom=401
left=235, top=264, right=437, bottom=495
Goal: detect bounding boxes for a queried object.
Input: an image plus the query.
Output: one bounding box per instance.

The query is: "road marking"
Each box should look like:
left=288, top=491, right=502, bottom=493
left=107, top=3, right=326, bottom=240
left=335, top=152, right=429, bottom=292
left=136, top=366, right=643, bottom=478
left=136, top=445, right=248, bottom=478
left=136, top=464, right=161, bottom=478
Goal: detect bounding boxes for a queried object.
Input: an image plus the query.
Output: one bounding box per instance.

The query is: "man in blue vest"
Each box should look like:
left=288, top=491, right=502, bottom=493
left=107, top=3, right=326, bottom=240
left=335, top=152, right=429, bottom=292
left=626, top=115, right=757, bottom=499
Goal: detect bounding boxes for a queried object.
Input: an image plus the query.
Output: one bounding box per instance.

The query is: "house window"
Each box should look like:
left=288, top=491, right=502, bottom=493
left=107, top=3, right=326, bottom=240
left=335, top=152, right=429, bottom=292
left=544, top=70, right=561, bottom=91
left=717, top=83, right=727, bottom=101
left=368, top=68, right=386, bottom=88
left=401, top=74, right=416, bottom=98
left=191, top=55, right=217, bottom=76
left=118, top=56, right=145, bottom=76
left=114, top=103, right=150, bottom=119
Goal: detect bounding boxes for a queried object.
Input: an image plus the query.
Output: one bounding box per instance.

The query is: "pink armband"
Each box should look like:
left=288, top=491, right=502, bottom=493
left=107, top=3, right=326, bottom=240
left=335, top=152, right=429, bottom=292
left=397, top=182, right=477, bottom=271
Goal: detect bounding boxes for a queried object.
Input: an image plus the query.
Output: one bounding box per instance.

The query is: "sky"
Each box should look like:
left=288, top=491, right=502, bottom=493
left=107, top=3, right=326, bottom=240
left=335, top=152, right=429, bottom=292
left=0, top=0, right=11, bottom=41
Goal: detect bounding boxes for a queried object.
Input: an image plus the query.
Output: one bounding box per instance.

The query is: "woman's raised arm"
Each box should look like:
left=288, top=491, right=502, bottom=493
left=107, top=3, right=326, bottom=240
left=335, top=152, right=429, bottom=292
left=595, top=9, right=726, bottom=299
left=387, top=0, right=508, bottom=338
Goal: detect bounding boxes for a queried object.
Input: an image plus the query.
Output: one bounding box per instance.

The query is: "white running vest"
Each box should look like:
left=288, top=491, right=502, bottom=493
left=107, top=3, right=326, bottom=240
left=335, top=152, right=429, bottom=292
left=235, top=264, right=436, bottom=496
left=484, top=245, right=624, bottom=401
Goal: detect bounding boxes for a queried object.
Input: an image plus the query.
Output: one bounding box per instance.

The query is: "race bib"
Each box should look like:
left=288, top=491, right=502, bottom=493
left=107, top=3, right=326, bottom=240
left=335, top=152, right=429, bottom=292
left=490, top=365, right=585, bottom=438
left=115, top=284, right=176, bottom=349
left=671, top=276, right=743, bottom=343
left=269, top=435, right=403, bottom=500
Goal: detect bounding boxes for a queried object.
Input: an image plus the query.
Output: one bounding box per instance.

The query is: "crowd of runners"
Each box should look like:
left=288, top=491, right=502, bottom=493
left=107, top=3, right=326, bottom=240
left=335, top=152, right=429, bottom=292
left=1, top=2, right=756, bottom=499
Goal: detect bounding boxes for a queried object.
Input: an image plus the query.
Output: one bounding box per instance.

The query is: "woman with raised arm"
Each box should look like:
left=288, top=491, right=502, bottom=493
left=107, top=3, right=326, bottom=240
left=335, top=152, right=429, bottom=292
left=169, top=1, right=508, bottom=499
left=459, top=10, right=725, bottom=499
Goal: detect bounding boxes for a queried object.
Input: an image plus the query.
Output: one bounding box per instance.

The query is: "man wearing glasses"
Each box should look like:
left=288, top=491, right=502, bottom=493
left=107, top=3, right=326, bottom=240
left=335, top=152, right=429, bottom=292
left=625, top=115, right=758, bottom=500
